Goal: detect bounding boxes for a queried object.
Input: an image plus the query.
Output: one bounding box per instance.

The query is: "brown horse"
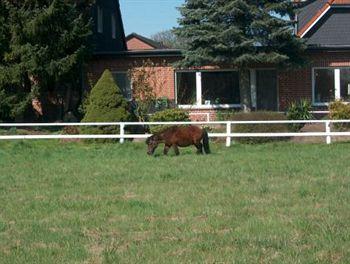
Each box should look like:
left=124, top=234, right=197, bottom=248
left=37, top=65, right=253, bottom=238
left=146, top=125, right=210, bottom=156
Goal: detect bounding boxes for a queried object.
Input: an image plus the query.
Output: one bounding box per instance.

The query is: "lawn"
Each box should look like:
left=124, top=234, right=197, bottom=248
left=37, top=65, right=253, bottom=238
left=0, top=141, right=349, bottom=263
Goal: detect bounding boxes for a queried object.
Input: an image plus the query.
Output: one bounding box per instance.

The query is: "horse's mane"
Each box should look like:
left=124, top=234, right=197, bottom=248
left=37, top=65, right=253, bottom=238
left=161, top=126, right=179, bottom=133
left=156, top=126, right=178, bottom=134
left=147, top=126, right=179, bottom=144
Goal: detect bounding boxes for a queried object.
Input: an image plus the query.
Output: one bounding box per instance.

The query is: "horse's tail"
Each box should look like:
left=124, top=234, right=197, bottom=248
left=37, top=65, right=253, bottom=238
left=202, top=129, right=211, bottom=154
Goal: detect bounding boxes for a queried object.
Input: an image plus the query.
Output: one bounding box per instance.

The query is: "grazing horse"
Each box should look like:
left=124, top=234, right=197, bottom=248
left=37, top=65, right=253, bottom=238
left=146, top=125, right=210, bottom=156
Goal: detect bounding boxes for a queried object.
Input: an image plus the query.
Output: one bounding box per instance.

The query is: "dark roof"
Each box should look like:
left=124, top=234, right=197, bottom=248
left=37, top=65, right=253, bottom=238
left=296, top=0, right=350, bottom=37
left=297, top=0, right=329, bottom=33
left=116, top=0, right=127, bottom=51
left=305, top=8, right=350, bottom=47
left=93, top=49, right=182, bottom=58
left=126, top=33, right=167, bottom=49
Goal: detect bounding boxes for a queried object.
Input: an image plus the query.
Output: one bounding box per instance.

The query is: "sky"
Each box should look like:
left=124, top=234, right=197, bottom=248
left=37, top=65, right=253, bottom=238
left=119, top=0, right=185, bottom=37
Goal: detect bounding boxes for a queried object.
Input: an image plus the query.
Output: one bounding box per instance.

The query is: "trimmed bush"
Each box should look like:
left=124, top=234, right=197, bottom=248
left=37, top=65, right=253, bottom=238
left=286, top=100, right=313, bottom=131
left=216, top=110, right=238, bottom=121
left=81, top=70, right=131, bottom=140
left=233, top=111, right=289, bottom=144
left=329, top=100, right=350, bottom=130
left=149, top=108, right=190, bottom=133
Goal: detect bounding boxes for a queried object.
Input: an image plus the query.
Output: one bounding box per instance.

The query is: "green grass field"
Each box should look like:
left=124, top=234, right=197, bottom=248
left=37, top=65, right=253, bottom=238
left=0, top=141, right=350, bottom=263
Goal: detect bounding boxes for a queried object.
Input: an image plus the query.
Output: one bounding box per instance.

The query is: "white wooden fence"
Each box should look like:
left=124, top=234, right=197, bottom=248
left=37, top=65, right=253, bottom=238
left=1, top=120, right=350, bottom=146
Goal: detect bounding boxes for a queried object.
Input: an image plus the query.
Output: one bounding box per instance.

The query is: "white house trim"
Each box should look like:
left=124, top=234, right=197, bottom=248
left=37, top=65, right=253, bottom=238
left=178, top=104, right=241, bottom=110
left=335, top=69, right=341, bottom=100
left=196, top=72, right=202, bottom=106
left=250, top=69, right=257, bottom=109
left=300, top=6, right=331, bottom=38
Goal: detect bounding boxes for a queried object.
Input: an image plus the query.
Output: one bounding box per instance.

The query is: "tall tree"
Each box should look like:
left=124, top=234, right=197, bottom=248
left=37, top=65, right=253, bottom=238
left=175, top=0, right=306, bottom=111
left=0, top=2, right=13, bottom=121
left=0, top=2, right=9, bottom=62
left=0, top=0, right=93, bottom=121
left=151, top=29, right=183, bottom=49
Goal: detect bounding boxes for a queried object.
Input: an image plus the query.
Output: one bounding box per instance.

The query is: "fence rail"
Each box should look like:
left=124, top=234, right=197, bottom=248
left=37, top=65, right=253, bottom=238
left=1, top=120, right=350, bottom=146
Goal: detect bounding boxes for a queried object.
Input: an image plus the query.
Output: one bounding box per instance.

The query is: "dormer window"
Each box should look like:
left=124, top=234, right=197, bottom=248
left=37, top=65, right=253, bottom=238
left=111, top=14, right=116, bottom=39
left=97, top=6, right=103, bottom=33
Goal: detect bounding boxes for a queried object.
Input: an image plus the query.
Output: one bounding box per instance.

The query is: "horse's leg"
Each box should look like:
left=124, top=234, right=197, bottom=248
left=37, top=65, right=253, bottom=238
left=163, top=145, right=171, bottom=155
left=195, top=142, right=203, bottom=154
left=173, top=145, right=180, bottom=156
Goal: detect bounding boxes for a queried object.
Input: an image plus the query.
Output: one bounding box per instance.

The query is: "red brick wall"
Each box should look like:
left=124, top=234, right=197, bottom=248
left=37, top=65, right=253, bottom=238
left=278, top=68, right=312, bottom=110
left=127, top=38, right=155, bottom=50
left=188, top=109, right=217, bottom=121
left=87, top=56, right=179, bottom=100
left=278, top=51, right=350, bottom=110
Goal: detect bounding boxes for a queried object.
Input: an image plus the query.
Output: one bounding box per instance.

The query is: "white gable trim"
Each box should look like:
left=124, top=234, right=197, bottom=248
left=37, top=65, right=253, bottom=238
left=300, top=5, right=331, bottom=38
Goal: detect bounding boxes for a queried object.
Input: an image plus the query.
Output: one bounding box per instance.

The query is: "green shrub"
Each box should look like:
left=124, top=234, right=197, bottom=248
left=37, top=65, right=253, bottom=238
left=286, top=100, right=313, bottom=131
left=329, top=100, right=350, bottom=130
left=216, top=110, right=238, bottom=121
left=81, top=70, right=132, bottom=141
left=154, top=97, right=170, bottom=111
left=78, top=92, right=90, bottom=117
left=149, top=108, right=190, bottom=133
left=0, top=127, right=17, bottom=135
left=233, top=111, right=289, bottom=144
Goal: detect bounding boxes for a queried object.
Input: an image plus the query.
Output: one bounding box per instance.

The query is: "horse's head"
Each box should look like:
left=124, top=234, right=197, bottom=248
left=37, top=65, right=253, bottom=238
left=146, top=135, right=160, bottom=155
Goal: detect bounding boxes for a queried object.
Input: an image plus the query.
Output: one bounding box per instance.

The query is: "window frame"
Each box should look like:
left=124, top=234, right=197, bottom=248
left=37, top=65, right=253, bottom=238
left=175, top=69, right=241, bottom=109
left=339, top=68, right=350, bottom=102
left=312, top=67, right=350, bottom=106
left=111, top=71, right=132, bottom=101
left=97, top=6, right=103, bottom=34
left=111, top=14, right=116, bottom=39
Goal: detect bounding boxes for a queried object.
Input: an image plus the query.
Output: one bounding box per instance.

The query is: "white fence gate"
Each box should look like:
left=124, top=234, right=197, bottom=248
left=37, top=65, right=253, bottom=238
left=1, top=120, right=350, bottom=146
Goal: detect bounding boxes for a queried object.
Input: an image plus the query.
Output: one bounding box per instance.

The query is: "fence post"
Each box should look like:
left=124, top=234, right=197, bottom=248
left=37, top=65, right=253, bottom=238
left=226, top=121, right=231, bottom=147
left=120, top=123, right=125, bottom=144
left=325, top=121, right=331, bottom=145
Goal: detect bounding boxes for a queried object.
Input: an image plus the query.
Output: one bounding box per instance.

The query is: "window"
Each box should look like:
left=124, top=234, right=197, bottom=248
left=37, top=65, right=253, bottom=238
left=176, top=70, right=240, bottom=108
left=314, top=69, right=335, bottom=103
left=112, top=72, right=132, bottom=100
left=111, top=14, right=116, bottom=39
left=202, top=71, right=240, bottom=105
left=176, top=72, right=196, bottom=105
left=340, top=69, right=350, bottom=101
left=313, top=68, right=350, bottom=104
left=97, top=6, right=103, bottom=33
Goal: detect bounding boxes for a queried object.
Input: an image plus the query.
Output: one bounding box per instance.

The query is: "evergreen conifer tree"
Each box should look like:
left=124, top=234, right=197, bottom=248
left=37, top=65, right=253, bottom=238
left=175, top=0, right=306, bottom=111
left=82, top=70, right=131, bottom=137
left=0, top=0, right=93, bottom=119
left=0, top=2, right=9, bottom=63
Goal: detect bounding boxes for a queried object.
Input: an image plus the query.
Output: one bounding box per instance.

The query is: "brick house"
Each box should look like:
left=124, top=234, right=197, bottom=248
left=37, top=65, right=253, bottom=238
left=126, top=33, right=167, bottom=50
left=87, top=0, right=350, bottom=120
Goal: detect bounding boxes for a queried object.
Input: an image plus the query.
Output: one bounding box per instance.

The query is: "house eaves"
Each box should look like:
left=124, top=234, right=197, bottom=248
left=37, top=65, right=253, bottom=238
left=93, top=49, right=182, bottom=58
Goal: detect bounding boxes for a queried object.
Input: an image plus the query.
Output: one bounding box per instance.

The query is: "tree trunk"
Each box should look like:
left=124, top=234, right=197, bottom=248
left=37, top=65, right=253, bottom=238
left=29, top=75, right=43, bottom=116
left=239, top=69, right=252, bottom=112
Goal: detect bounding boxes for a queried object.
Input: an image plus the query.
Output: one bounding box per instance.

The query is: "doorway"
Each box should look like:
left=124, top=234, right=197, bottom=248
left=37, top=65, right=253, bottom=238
left=256, top=70, right=278, bottom=111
